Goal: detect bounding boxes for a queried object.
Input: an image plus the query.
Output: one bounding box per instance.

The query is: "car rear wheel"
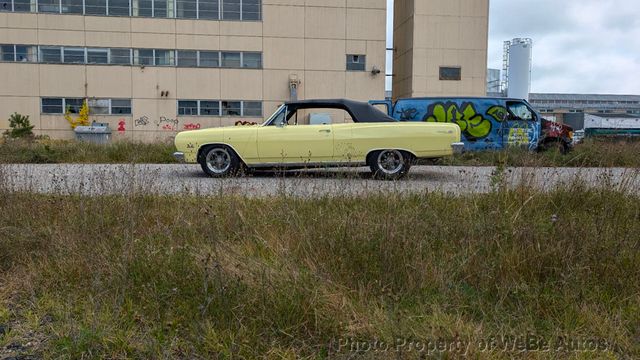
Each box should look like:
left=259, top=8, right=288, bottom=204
left=368, top=149, right=412, bottom=180
left=200, top=146, right=241, bottom=177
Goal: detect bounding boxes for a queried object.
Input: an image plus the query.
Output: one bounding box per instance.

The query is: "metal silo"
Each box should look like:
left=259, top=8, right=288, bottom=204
left=504, top=38, right=533, bottom=100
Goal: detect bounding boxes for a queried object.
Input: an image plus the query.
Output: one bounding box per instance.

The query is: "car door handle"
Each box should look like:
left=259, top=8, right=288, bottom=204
left=319, top=129, right=331, bottom=133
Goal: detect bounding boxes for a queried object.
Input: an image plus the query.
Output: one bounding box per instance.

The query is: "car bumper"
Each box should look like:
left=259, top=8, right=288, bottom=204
left=173, top=152, right=185, bottom=163
left=451, top=142, right=465, bottom=154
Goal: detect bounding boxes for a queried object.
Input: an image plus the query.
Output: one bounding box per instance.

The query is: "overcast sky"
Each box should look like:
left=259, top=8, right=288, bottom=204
left=387, top=0, right=640, bottom=95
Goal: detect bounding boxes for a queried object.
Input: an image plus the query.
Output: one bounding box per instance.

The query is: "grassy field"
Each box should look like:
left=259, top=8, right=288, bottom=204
left=0, top=139, right=176, bottom=164
left=444, top=138, right=640, bottom=168
left=2, top=137, right=640, bottom=168
left=0, top=184, right=638, bottom=358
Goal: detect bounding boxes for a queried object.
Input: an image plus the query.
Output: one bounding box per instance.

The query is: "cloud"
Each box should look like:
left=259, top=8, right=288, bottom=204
left=489, top=0, right=640, bottom=94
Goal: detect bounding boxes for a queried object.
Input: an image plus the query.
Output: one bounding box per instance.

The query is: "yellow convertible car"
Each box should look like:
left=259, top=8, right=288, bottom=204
left=174, top=99, right=462, bottom=179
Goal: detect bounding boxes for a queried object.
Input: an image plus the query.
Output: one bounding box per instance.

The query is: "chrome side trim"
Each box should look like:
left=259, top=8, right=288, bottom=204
left=451, top=142, right=465, bottom=154
left=248, top=161, right=367, bottom=169
left=173, top=152, right=185, bottom=162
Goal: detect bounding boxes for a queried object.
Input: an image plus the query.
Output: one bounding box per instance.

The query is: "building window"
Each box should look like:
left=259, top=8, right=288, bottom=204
left=199, top=51, right=220, bottom=67
left=135, top=49, right=154, bottom=65
left=176, top=0, right=196, bottom=18
left=41, top=98, right=64, bottom=114
left=40, top=47, right=62, bottom=63
left=242, top=0, right=260, bottom=20
left=85, top=0, right=107, bottom=15
left=64, top=98, right=85, bottom=114
left=222, top=0, right=240, bottom=20
left=111, top=99, right=132, bottom=114
left=198, top=0, right=218, bottom=19
left=439, top=66, right=462, bottom=81
left=346, top=55, right=366, bottom=71
left=63, top=47, right=86, bottom=64
left=221, top=52, right=241, bottom=68
left=109, top=0, right=130, bottom=16
left=1, top=45, right=15, bottom=61
left=222, top=101, right=241, bottom=116
left=87, top=48, right=109, bottom=64
left=110, top=48, right=132, bottom=64
left=178, top=101, right=199, bottom=115
left=38, top=0, right=59, bottom=12
left=42, top=98, right=132, bottom=115
left=4, top=44, right=262, bottom=69
left=61, top=0, right=83, bottom=14
left=88, top=99, right=111, bottom=115
left=2, top=45, right=38, bottom=62
left=242, top=52, right=262, bottom=69
left=154, top=49, right=175, bottom=66
left=154, top=0, right=169, bottom=17
left=177, top=50, right=198, bottom=67
left=178, top=100, right=262, bottom=117
left=200, top=101, right=220, bottom=116
left=0, top=0, right=261, bottom=19
left=243, top=101, right=262, bottom=117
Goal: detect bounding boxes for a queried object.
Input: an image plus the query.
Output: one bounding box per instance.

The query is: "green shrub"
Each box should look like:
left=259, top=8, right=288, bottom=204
left=5, top=112, right=35, bottom=139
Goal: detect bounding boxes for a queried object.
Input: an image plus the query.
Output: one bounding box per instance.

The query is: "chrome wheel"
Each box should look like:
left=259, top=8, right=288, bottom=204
left=377, top=150, right=404, bottom=174
left=205, top=148, right=232, bottom=174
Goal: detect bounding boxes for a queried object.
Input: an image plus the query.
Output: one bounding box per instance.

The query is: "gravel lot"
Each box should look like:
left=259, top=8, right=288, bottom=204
left=1, top=164, right=639, bottom=197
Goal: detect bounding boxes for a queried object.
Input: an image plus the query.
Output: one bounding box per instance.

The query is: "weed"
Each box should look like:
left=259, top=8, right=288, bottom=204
left=0, top=187, right=638, bottom=358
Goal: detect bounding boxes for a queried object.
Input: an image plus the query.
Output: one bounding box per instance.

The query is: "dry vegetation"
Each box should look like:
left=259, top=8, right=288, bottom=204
left=0, top=139, right=175, bottom=164
left=0, top=178, right=638, bottom=358
left=444, top=138, right=640, bottom=168
left=1, top=138, right=640, bottom=169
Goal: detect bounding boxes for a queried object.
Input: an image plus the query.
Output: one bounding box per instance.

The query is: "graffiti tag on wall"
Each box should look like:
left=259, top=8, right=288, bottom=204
left=117, top=119, right=126, bottom=133
left=134, top=116, right=149, bottom=127
left=183, top=123, right=201, bottom=130
left=157, top=116, right=179, bottom=131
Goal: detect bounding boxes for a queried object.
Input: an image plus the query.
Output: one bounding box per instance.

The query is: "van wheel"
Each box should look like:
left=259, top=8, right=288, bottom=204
left=368, top=150, right=412, bottom=180
left=199, top=146, right=242, bottom=177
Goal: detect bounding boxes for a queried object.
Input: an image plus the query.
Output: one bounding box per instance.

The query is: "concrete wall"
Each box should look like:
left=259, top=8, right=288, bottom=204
left=393, top=0, right=489, bottom=99
left=0, top=0, right=387, bottom=141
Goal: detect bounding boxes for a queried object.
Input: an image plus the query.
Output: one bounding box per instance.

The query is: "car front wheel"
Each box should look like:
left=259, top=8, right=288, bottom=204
left=368, top=149, right=412, bottom=180
left=200, top=146, right=241, bottom=177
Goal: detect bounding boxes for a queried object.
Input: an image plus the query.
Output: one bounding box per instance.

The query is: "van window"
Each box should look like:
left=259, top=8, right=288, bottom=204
left=507, top=102, right=535, bottom=121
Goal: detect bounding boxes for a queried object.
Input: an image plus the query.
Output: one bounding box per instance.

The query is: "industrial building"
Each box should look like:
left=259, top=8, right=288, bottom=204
left=392, top=0, right=489, bottom=99
left=1, top=0, right=489, bottom=140
left=529, top=93, right=640, bottom=129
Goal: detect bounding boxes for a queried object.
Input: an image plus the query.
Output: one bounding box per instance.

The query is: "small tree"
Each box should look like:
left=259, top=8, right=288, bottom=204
left=6, top=112, right=35, bottom=138
left=64, top=100, right=90, bottom=129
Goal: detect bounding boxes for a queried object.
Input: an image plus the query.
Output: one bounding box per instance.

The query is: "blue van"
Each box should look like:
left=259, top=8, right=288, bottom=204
left=370, top=97, right=573, bottom=152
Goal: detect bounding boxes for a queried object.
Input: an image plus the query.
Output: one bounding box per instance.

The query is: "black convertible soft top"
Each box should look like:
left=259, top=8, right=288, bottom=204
left=283, top=99, right=396, bottom=123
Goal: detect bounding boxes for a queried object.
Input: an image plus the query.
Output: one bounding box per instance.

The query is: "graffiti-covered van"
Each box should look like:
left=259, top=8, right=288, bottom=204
left=370, top=97, right=573, bottom=153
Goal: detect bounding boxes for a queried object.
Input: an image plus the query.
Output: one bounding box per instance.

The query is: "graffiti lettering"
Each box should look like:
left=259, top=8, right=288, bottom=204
left=117, top=119, right=126, bottom=133
left=235, top=121, right=259, bottom=126
left=157, top=116, right=179, bottom=131
left=183, top=123, right=201, bottom=130
left=134, top=116, right=149, bottom=127
left=424, top=102, right=508, bottom=141
left=508, top=128, right=531, bottom=146
left=398, top=108, right=418, bottom=121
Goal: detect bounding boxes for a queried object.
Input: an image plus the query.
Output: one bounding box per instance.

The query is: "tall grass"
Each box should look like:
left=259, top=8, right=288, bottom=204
left=0, top=139, right=176, bottom=164
left=1, top=138, right=640, bottom=168
left=0, top=184, right=638, bottom=358
left=446, top=139, right=640, bottom=168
